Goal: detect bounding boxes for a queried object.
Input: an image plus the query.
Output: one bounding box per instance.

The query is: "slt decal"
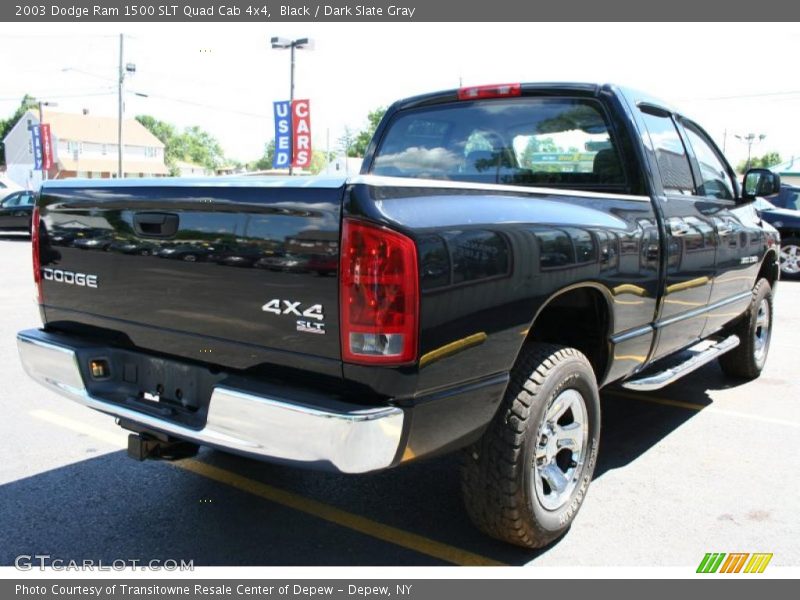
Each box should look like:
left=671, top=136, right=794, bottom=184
left=261, top=299, right=326, bottom=335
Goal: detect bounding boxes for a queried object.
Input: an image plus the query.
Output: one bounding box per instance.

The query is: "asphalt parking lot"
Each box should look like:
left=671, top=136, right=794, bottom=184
left=1, top=233, right=798, bottom=568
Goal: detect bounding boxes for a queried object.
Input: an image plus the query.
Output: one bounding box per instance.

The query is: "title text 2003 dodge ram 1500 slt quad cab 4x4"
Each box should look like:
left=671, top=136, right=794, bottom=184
left=18, top=83, right=782, bottom=548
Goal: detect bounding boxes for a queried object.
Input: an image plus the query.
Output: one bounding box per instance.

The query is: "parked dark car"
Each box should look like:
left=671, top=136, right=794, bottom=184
left=108, top=239, right=157, bottom=256
left=156, top=243, right=214, bottom=262
left=72, top=229, right=115, bottom=251
left=212, top=242, right=266, bottom=267
left=753, top=196, right=800, bottom=276
left=766, top=184, right=800, bottom=211
left=0, top=190, right=35, bottom=232
left=307, top=254, right=337, bottom=276
left=255, top=252, right=310, bottom=272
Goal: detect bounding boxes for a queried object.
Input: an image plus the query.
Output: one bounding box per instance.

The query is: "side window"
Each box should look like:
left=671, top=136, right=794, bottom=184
left=682, top=123, right=734, bottom=200
left=21, top=193, right=35, bottom=206
left=783, top=188, right=800, bottom=211
left=3, top=193, right=21, bottom=207
left=639, top=110, right=695, bottom=195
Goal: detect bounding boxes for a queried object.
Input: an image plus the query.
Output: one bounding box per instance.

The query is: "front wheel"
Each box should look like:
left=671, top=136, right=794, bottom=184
left=461, top=343, right=600, bottom=548
left=718, top=279, right=773, bottom=379
left=779, top=238, right=800, bottom=277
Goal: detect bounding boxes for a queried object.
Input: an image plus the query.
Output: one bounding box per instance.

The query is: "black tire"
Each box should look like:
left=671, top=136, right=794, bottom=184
left=779, top=237, right=800, bottom=278
left=718, top=279, right=773, bottom=380
left=461, top=343, right=601, bottom=548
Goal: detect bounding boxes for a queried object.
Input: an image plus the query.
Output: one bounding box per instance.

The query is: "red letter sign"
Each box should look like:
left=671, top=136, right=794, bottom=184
left=40, top=124, right=53, bottom=170
left=291, top=99, right=311, bottom=169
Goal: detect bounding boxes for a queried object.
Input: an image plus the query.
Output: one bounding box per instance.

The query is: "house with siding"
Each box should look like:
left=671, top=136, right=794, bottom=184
left=2, top=109, right=169, bottom=188
left=769, top=157, right=800, bottom=186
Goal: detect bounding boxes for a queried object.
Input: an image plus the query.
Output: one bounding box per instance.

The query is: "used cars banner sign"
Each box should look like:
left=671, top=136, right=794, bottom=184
left=291, top=99, right=312, bottom=169
left=40, top=124, right=53, bottom=170
left=29, top=124, right=42, bottom=170
left=272, top=100, right=292, bottom=169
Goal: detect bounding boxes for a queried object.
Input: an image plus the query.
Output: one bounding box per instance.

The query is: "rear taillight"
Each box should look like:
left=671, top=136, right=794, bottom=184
left=31, top=206, right=42, bottom=305
left=457, top=83, right=521, bottom=101
left=339, top=218, right=418, bottom=365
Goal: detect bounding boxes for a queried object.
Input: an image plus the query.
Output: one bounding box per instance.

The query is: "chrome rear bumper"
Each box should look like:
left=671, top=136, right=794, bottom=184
left=16, top=329, right=404, bottom=473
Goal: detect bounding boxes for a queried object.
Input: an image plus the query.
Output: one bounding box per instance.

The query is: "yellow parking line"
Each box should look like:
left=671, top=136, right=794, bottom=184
left=30, top=409, right=128, bottom=447
left=28, top=409, right=505, bottom=567
left=178, top=459, right=504, bottom=566
left=605, top=390, right=800, bottom=429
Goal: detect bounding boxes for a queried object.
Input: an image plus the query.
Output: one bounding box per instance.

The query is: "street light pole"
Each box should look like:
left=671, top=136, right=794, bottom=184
left=271, top=36, right=313, bottom=176
left=735, top=133, right=767, bottom=171
left=118, top=33, right=124, bottom=178
left=289, top=42, right=295, bottom=176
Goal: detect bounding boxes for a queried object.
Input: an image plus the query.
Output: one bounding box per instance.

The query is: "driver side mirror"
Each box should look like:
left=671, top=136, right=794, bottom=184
left=742, top=168, right=781, bottom=200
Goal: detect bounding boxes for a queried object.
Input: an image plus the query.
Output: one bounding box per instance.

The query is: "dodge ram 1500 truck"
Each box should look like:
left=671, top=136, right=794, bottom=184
left=18, top=82, right=781, bottom=549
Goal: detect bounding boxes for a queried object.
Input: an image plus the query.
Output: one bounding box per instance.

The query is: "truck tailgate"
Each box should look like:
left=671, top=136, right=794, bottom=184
left=37, top=178, right=346, bottom=374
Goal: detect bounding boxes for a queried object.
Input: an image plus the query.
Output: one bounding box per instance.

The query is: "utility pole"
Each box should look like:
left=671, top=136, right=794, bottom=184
left=117, top=33, right=124, bottom=178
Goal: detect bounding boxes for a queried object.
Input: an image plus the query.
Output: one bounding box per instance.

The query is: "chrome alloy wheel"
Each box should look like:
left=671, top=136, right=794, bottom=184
left=532, top=388, right=589, bottom=511
left=754, top=297, right=771, bottom=363
left=779, top=245, right=800, bottom=275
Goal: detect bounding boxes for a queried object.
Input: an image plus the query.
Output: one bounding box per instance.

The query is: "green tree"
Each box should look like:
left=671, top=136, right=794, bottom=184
left=136, top=115, right=227, bottom=176
left=736, top=152, right=782, bottom=173
left=248, top=139, right=275, bottom=171
left=520, top=136, right=560, bottom=168
left=338, top=126, right=357, bottom=158
left=183, top=125, right=225, bottom=170
left=135, top=115, right=184, bottom=174
left=0, top=94, right=38, bottom=165
left=348, top=106, right=387, bottom=157
left=309, top=150, right=337, bottom=175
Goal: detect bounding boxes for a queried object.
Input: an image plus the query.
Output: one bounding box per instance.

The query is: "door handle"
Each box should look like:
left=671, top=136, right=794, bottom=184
left=717, top=224, right=734, bottom=235
left=133, top=212, right=179, bottom=238
left=669, top=222, right=692, bottom=236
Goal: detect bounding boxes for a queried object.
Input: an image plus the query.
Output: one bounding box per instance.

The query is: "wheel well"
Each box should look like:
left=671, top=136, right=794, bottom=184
left=521, top=287, right=611, bottom=383
left=758, top=249, right=779, bottom=288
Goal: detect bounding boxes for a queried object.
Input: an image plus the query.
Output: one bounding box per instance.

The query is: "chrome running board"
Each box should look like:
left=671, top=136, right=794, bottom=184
left=621, top=335, right=740, bottom=392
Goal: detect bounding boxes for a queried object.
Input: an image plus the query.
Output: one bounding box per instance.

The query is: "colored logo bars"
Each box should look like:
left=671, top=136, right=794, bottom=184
left=272, top=99, right=312, bottom=170
left=696, top=552, right=773, bottom=573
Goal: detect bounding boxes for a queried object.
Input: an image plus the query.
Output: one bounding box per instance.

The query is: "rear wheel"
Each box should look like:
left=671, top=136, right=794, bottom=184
left=718, top=279, right=773, bottom=379
left=779, top=238, right=800, bottom=277
left=461, top=343, right=600, bottom=548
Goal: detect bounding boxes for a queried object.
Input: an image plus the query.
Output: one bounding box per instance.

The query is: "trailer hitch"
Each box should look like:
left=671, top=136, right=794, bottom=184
left=126, top=432, right=199, bottom=461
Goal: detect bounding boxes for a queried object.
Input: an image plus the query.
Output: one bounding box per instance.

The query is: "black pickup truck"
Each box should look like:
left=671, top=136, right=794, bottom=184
left=18, top=83, right=781, bottom=549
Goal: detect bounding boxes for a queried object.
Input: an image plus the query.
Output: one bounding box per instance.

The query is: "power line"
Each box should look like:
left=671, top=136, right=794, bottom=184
left=0, top=90, right=115, bottom=101
left=53, top=67, right=271, bottom=119
left=133, top=91, right=270, bottom=119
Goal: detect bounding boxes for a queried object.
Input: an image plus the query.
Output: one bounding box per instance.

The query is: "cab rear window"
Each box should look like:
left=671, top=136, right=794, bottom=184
left=370, top=98, right=627, bottom=192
